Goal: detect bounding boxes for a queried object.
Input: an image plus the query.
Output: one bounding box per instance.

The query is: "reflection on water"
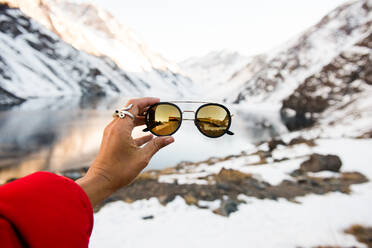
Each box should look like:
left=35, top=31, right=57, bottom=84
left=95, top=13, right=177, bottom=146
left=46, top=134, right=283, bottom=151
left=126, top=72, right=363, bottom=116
left=0, top=97, right=284, bottom=183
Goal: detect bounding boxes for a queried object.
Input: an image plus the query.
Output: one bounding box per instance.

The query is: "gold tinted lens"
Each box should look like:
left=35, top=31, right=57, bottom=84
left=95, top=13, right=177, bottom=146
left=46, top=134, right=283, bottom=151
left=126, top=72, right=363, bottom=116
left=147, top=104, right=181, bottom=136
left=196, top=105, right=230, bottom=137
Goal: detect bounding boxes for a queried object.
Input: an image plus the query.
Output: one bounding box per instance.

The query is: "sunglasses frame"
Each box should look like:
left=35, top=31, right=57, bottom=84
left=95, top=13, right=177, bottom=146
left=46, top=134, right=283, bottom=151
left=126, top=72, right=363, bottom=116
left=143, top=101, right=234, bottom=138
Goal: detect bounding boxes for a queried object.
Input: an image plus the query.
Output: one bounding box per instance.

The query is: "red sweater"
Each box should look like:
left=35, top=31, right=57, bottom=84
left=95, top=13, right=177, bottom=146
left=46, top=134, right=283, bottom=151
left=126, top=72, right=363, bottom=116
left=0, top=172, right=93, bottom=247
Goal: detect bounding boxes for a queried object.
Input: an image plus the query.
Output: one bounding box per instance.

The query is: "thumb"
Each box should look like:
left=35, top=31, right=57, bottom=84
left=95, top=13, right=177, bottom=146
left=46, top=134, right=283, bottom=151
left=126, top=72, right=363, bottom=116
left=142, top=136, right=174, bottom=158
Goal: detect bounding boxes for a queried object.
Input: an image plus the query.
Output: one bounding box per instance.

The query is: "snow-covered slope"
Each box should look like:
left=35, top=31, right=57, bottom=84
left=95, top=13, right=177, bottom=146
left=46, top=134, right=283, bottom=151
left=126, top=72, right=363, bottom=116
left=281, top=30, right=372, bottom=132
left=180, top=50, right=251, bottom=86
left=4, top=0, right=194, bottom=98
left=230, top=0, right=372, bottom=104
left=90, top=138, right=372, bottom=248
left=0, top=86, right=24, bottom=107
left=0, top=4, right=155, bottom=102
left=0, top=3, right=194, bottom=106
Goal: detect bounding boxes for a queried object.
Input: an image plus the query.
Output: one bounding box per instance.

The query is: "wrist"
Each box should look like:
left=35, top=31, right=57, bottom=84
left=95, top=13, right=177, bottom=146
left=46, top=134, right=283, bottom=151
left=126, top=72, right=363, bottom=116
left=76, top=170, right=116, bottom=208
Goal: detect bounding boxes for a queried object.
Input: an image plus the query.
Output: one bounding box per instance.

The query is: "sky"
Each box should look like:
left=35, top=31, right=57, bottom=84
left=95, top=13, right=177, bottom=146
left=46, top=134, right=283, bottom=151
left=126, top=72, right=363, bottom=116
left=81, top=0, right=350, bottom=62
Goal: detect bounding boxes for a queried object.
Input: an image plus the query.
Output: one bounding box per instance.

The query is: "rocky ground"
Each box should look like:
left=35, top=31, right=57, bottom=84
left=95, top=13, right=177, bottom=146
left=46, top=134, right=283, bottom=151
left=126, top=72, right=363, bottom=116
left=58, top=135, right=372, bottom=248
left=59, top=137, right=368, bottom=216
left=3, top=133, right=371, bottom=247
left=344, top=225, right=372, bottom=248
left=86, top=136, right=372, bottom=248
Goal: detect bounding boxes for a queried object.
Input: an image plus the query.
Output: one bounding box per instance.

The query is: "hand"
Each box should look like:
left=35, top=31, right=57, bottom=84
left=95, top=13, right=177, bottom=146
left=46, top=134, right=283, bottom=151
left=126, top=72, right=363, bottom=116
left=76, top=97, right=174, bottom=207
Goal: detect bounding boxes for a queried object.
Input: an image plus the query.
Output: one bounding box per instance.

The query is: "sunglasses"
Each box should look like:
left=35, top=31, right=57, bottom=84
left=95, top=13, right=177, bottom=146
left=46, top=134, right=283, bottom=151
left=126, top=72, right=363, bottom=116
left=142, top=101, right=234, bottom=138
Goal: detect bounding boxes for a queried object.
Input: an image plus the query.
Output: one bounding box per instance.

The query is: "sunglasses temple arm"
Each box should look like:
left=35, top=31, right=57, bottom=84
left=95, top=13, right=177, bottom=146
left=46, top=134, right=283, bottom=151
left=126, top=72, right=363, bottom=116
left=143, top=123, right=158, bottom=132
left=226, top=130, right=234, bottom=135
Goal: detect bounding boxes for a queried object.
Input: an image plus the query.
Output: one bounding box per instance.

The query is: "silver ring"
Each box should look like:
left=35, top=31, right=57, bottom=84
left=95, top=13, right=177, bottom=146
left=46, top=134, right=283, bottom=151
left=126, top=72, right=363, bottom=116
left=113, top=104, right=135, bottom=119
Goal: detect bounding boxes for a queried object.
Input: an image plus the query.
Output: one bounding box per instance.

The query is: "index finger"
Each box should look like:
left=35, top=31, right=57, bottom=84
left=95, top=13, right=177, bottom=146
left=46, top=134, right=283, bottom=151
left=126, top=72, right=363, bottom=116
left=126, top=97, right=160, bottom=116
left=114, top=97, right=160, bottom=131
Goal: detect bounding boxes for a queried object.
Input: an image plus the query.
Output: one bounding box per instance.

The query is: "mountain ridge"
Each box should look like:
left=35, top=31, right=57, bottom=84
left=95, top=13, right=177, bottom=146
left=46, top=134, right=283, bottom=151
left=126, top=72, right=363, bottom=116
left=180, top=0, right=371, bottom=106
left=3, top=0, right=193, bottom=93
left=0, top=1, right=196, bottom=106
left=180, top=49, right=250, bottom=85
left=0, top=3, right=188, bottom=106
left=230, top=0, right=371, bottom=104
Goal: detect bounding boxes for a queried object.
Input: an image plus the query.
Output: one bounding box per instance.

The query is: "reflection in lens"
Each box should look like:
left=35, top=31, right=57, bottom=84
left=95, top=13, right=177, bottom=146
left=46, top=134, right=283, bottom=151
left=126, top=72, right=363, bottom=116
left=196, top=105, right=229, bottom=137
left=147, top=104, right=181, bottom=136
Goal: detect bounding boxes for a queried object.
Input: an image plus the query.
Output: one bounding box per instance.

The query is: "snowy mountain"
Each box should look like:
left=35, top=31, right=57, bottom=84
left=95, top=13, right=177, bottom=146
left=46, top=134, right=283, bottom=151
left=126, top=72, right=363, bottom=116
left=281, top=30, right=372, bottom=132
left=0, top=87, right=24, bottom=107
left=228, top=0, right=372, bottom=105
left=4, top=0, right=193, bottom=97
left=276, top=0, right=372, bottom=133
left=0, top=3, right=138, bottom=105
left=180, top=50, right=257, bottom=99
left=179, top=0, right=372, bottom=134
left=180, top=0, right=372, bottom=134
left=180, top=50, right=250, bottom=86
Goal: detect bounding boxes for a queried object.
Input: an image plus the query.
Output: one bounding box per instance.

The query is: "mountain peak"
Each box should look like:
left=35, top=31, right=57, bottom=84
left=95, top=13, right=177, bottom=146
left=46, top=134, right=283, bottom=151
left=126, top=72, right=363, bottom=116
left=230, top=0, right=372, bottom=104
left=180, top=49, right=250, bottom=86
left=3, top=0, right=182, bottom=73
left=0, top=1, right=195, bottom=105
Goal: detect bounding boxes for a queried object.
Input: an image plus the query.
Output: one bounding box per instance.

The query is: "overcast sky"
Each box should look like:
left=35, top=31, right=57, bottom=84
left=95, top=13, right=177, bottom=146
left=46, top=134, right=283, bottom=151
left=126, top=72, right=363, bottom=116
left=81, top=0, right=350, bottom=62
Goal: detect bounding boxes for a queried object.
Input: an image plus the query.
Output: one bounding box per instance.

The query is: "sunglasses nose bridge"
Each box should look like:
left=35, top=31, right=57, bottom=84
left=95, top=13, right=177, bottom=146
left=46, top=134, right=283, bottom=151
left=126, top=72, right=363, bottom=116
left=182, top=110, right=195, bottom=121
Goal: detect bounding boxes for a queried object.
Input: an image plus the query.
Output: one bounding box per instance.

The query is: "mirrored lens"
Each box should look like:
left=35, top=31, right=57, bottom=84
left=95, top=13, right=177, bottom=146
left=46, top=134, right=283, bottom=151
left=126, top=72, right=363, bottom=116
left=196, top=105, right=230, bottom=137
left=146, top=104, right=181, bottom=136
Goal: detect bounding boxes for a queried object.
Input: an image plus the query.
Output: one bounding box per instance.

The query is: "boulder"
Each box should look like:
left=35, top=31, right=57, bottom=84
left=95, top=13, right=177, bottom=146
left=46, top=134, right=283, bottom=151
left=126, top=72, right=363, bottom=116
left=268, top=139, right=286, bottom=151
left=214, top=168, right=252, bottom=184
left=213, top=199, right=239, bottom=217
left=288, top=137, right=315, bottom=146
left=184, top=194, right=198, bottom=206
left=345, top=225, right=372, bottom=248
left=300, top=154, right=342, bottom=172
left=142, top=215, right=154, bottom=220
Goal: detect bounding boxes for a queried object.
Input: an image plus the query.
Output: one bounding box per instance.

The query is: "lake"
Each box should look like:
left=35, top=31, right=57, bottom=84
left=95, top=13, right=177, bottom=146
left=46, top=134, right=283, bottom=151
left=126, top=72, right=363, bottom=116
left=0, top=96, right=285, bottom=183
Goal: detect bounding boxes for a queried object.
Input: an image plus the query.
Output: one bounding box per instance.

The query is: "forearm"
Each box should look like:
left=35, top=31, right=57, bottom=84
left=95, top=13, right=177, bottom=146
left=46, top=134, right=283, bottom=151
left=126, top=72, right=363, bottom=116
left=76, top=170, right=115, bottom=208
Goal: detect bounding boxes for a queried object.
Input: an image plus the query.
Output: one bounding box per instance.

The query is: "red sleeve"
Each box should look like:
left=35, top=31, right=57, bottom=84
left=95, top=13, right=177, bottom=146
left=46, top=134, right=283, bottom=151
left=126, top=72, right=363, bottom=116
left=0, top=218, right=24, bottom=248
left=0, top=171, right=93, bottom=248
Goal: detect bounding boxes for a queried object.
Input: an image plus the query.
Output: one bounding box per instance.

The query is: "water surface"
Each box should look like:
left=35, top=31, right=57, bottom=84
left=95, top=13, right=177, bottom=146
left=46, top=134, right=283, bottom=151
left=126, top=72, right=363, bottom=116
left=0, top=97, right=283, bottom=182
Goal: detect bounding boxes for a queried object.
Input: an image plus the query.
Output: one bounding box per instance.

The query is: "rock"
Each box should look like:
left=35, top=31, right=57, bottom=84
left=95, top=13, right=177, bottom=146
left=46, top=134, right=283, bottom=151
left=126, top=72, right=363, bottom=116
left=123, top=197, right=135, bottom=203
left=340, top=172, right=368, bottom=183
left=280, top=108, right=316, bottom=131
left=215, top=168, right=252, bottom=184
left=136, top=171, right=159, bottom=181
left=344, top=225, right=372, bottom=248
left=357, top=130, right=372, bottom=139
left=213, top=199, right=239, bottom=217
left=158, top=194, right=175, bottom=206
left=251, top=150, right=269, bottom=165
left=142, top=215, right=154, bottom=220
left=216, top=182, right=231, bottom=191
left=288, top=137, right=315, bottom=146
left=252, top=180, right=267, bottom=190
left=159, top=167, right=178, bottom=175
left=300, top=154, right=342, bottom=172
left=290, top=169, right=304, bottom=177
left=184, top=194, right=198, bottom=206
left=268, top=139, right=286, bottom=151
